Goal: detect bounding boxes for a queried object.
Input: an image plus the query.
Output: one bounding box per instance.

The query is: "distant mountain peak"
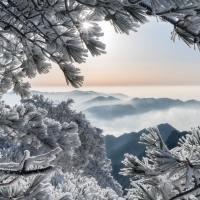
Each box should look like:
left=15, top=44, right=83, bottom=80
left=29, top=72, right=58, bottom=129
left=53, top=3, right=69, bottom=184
left=82, top=95, right=121, bottom=103
left=105, top=123, right=177, bottom=139
left=105, top=123, right=178, bottom=166
left=157, top=123, right=176, bottom=130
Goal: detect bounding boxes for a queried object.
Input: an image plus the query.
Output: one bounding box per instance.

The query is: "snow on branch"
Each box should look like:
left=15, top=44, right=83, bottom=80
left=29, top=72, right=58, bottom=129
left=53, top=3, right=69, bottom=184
left=0, top=147, right=61, bottom=187
left=121, top=125, right=200, bottom=199
left=0, top=0, right=199, bottom=97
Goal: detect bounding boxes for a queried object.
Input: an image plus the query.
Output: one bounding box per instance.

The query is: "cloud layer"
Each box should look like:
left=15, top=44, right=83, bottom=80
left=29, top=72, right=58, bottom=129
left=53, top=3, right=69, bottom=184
left=85, top=107, right=200, bottom=136
left=4, top=90, right=200, bottom=137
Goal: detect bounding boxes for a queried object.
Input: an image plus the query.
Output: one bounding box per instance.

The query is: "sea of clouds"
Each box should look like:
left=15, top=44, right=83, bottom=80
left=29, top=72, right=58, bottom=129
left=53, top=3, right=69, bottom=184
left=86, top=107, right=200, bottom=136
left=3, top=89, right=200, bottom=137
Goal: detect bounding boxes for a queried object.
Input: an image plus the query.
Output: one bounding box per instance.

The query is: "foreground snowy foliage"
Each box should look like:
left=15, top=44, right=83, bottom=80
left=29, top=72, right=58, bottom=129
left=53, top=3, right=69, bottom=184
left=2, top=94, right=200, bottom=199
left=0, top=96, right=123, bottom=199
left=121, top=126, right=200, bottom=200
left=22, top=95, right=122, bottom=195
left=0, top=95, right=200, bottom=200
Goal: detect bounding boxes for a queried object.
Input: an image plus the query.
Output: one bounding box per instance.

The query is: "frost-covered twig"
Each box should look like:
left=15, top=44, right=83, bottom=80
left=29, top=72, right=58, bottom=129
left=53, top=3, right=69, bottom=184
left=0, top=147, right=61, bottom=187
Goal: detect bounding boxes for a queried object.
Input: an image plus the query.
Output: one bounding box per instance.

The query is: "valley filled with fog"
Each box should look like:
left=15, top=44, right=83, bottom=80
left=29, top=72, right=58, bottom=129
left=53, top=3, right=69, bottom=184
left=4, top=89, right=200, bottom=136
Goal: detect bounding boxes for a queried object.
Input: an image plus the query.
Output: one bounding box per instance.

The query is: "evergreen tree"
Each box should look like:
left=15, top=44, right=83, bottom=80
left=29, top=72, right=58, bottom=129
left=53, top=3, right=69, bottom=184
left=22, top=94, right=123, bottom=196
left=0, top=98, right=123, bottom=199
left=120, top=126, right=200, bottom=199
left=0, top=0, right=199, bottom=97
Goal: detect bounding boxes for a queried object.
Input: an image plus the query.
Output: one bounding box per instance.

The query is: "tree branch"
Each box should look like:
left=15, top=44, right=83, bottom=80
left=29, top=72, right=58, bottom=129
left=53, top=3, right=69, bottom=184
left=0, top=147, right=61, bottom=187
left=170, top=184, right=200, bottom=200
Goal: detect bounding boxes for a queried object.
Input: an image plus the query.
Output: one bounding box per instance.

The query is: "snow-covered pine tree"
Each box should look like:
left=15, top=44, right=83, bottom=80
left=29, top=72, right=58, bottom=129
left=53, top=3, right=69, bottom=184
left=0, top=0, right=200, bottom=98
left=22, top=94, right=123, bottom=196
left=120, top=126, right=200, bottom=200
left=0, top=98, right=123, bottom=199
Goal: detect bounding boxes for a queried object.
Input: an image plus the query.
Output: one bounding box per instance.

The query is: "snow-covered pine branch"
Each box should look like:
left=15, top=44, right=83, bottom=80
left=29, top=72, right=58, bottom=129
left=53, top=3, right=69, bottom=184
left=0, top=0, right=199, bottom=97
left=120, top=126, right=200, bottom=200
left=0, top=145, right=122, bottom=199
left=0, top=147, right=61, bottom=199
left=50, top=171, right=124, bottom=200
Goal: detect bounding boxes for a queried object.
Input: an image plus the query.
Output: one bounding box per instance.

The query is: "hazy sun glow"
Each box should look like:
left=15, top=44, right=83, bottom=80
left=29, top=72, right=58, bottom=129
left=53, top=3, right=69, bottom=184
left=83, top=22, right=91, bottom=29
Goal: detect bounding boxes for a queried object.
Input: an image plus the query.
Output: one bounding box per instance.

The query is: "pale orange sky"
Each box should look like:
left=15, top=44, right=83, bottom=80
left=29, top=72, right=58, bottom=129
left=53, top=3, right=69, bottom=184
left=25, top=18, right=200, bottom=87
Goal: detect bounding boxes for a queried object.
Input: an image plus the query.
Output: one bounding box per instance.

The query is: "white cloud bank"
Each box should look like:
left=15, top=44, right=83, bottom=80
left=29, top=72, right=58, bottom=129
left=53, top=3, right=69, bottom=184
left=85, top=107, right=200, bottom=136
left=3, top=90, right=200, bottom=137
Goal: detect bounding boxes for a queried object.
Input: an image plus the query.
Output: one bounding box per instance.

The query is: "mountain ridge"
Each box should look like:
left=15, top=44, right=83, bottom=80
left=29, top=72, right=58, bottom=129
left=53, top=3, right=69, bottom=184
left=105, top=123, right=176, bottom=165
left=85, top=98, right=200, bottom=119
